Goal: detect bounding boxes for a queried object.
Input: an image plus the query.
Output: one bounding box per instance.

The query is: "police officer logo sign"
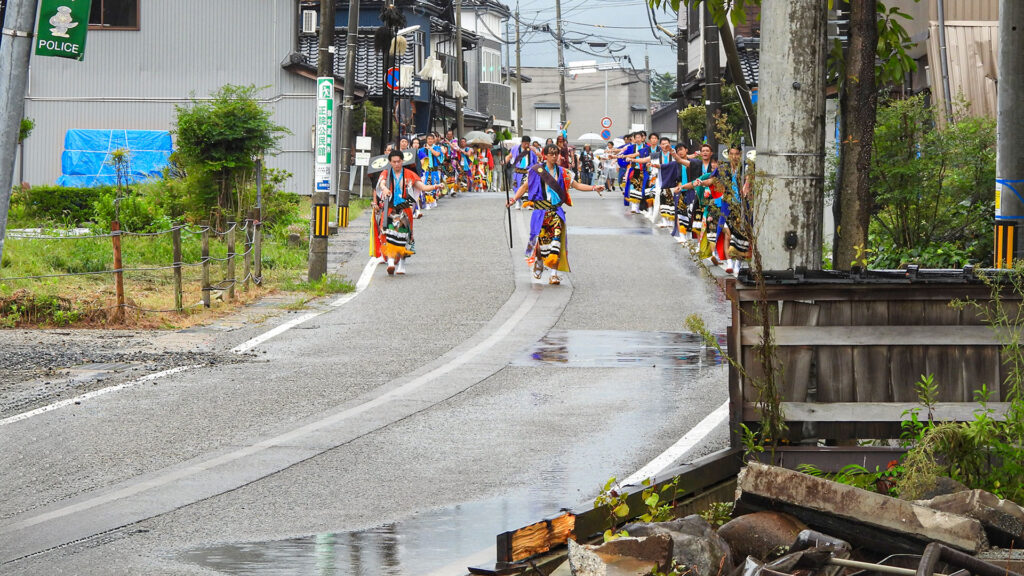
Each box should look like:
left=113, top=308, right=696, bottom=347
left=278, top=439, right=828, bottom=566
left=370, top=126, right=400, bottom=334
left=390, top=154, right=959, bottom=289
left=35, top=0, right=92, bottom=61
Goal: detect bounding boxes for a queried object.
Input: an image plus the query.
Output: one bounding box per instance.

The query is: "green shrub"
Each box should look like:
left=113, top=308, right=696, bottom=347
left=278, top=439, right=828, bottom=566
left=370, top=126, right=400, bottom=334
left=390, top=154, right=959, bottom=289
left=91, top=191, right=173, bottom=233
left=19, top=185, right=112, bottom=225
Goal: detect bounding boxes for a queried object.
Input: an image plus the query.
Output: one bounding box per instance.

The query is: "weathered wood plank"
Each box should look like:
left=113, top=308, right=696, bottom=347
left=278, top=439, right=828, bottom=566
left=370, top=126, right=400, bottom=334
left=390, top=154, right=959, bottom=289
left=927, top=346, right=966, bottom=401
left=742, top=401, right=1011, bottom=422
left=741, top=326, right=1005, bottom=346
left=889, top=300, right=925, bottom=326
left=777, top=301, right=818, bottom=403
left=890, top=346, right=929, bottom=402
left=962, top=346, right=1001, bottom=401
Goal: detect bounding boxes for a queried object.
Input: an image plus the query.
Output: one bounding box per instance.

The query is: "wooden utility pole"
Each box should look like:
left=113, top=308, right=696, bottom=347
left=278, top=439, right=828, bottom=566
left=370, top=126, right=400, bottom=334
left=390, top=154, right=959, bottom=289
left=676, top=13, right=687, bottom=143
left=995, top=0, right=1024, bottom=266
left=336, top=0, right=360, bottom=229
left=703, top=2, right=720, bottom=150
left=755, top=0, right=827, bottom=270
left=308, top=0, right=335, bottom=281
left=555, top=0, right=567, bottom=126
left=515, top=3, right=523, bottom=137
left=456, top=0, right=465, bottom=137
left=0, top=0, right=39, bottom=267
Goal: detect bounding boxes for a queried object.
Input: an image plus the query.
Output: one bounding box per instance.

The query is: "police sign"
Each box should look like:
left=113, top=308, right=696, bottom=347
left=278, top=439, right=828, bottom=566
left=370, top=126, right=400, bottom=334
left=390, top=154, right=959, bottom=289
left=35, top=0, right=91, bottom=61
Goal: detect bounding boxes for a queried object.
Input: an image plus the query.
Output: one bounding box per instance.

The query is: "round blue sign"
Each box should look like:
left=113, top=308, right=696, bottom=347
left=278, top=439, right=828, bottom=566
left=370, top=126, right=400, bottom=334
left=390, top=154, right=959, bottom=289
left=386, top=67, right=401, bottom=91
left=600, top=129, right=612, bottom=140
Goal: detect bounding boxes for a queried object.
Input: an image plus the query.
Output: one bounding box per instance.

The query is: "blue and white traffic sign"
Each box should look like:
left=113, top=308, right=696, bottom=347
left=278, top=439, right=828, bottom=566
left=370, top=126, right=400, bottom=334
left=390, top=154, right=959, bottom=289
left=600, top=117, right=613, bottom=129
left=386, top=67, right=401, bottom=91
left=600, top=129, right=612, bottom=140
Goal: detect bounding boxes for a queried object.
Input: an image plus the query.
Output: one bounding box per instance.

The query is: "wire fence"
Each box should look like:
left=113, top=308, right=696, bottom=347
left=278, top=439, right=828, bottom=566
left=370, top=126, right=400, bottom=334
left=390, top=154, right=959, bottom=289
left=1, top=217, right=264, bottom=319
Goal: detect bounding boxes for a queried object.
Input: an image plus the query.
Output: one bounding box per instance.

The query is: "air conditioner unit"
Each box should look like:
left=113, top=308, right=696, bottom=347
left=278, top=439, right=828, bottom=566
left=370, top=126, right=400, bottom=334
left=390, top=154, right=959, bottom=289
left=302, top=10, right=317, bottom=34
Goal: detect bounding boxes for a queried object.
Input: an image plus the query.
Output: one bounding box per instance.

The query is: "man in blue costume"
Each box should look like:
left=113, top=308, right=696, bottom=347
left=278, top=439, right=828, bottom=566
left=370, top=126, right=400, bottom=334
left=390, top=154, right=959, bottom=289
left=506, top=144, right=604, bottom=285
left=504, top=136, right=537, bottom=209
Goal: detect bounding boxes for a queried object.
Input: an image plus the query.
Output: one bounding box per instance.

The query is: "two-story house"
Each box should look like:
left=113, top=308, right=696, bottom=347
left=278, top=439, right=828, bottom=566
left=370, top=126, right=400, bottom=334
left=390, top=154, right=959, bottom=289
left=20, top=0, right=368, bottom=194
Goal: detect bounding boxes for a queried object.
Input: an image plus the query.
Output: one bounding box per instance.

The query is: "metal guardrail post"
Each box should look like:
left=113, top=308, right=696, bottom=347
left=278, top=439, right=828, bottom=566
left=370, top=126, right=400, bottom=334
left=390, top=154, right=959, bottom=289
left=172, top=227, right=183, bottom=311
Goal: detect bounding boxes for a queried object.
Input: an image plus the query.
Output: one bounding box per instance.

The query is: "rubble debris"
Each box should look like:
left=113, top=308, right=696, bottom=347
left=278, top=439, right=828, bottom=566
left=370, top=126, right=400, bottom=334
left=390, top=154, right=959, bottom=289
left=915, top=490, right=1024, bottom=549
left=717, top=510, right=808, bottom=564
left=564, top=534, right=674, bottom=576
left=622, top=515, right=734, bottom=576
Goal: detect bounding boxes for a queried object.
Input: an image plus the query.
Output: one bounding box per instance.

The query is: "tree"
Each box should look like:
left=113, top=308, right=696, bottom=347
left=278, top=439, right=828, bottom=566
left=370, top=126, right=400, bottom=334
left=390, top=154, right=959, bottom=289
left=832, top=1, right=918, bottom=270
left=651, top=72, right=676, bottom=101
left=172, top=84, right=290, bottom=224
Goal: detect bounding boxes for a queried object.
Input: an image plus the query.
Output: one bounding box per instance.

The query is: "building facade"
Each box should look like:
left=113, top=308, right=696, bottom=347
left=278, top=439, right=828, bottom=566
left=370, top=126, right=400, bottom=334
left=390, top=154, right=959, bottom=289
left=517, top=65, right=650, bottom=145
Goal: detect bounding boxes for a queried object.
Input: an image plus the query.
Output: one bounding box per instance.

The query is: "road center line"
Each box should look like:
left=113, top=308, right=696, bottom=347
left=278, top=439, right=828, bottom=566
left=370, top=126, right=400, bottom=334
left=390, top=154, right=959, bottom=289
left=0, top=365, right=200, bottom=428
left=5, top=287, right=542, bottom=531
left=230, top=257, right=379, bottom=354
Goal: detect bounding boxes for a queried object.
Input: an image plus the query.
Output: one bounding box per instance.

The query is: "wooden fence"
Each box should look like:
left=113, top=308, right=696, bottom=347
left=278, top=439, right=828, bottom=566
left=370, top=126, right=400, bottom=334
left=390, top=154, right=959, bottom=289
left=726, top=270, right=1018, bottom=443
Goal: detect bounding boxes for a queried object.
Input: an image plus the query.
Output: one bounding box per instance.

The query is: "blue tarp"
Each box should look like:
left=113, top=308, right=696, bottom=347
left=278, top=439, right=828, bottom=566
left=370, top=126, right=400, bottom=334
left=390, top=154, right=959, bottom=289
left=56, top=129, right=173, bottom=188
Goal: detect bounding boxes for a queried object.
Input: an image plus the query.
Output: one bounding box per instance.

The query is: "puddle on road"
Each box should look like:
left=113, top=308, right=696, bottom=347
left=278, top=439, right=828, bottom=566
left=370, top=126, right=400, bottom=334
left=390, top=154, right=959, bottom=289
left=567, top=226, right=653, bottom=236
left=180, top=330, right=725, bottom=575
left=515, top=330, right=724, bottom=369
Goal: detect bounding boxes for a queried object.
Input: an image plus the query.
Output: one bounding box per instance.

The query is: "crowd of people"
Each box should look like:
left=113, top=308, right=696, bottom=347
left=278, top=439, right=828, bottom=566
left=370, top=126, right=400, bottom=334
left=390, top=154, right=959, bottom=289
left=371, top=127, right=753, bottom=282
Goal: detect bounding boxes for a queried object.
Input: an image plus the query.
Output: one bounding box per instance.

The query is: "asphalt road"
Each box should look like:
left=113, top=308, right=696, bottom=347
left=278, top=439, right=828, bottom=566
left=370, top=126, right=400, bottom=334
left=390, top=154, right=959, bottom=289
left=0, top=190, right=730, bottom=575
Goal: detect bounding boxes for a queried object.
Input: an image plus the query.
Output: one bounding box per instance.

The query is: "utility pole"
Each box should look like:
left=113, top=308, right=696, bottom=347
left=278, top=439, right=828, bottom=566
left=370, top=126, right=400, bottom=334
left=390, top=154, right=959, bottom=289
left=755, top=0, right=827, bottom=270
left=336, top=0, right=359, bottom=229
left=380, top=0, right=396, bottom=154
left=308, top=0, right=335, bottom=281
left=645, top=52, right=652, bottom=132
left=995, top=0, right=1024, bottom=266
left=0, top=0, right=39, bottom=266
left=455, top=0, right=465, bottom=137
left=936, top=0, right=954, bottom=123
left=676, top=13, right=688, bottom=143
left=555, top=0, right=567, bottom=127
left=515, top=3, right=523, bottom=137
left=703, top=1, right=721, bottom=151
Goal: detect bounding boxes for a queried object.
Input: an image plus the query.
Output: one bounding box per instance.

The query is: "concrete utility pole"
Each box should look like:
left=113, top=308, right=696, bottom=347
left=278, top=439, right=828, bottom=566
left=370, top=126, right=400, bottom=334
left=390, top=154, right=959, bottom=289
left=515, top=3, right=523, bottom=137
left=336, top=0, right=359, bottom=229
left=0, top=0, right=38, bottom=266
left=995, top=0, right=1024, bottom=266
left=703, top=1, right=721, bottom=150
left=754, top=0, right=827, bottom=270
left=645, top=52, right=652, bottom=132
left=555, top=0, right=567, bottom=126
left=676, top=15, right=688, bottom=143
left=455, top=0, right=465, bottom=137
left=936, top=0, right=954, bottom=123
left=308, top=0, right=335, bottom=281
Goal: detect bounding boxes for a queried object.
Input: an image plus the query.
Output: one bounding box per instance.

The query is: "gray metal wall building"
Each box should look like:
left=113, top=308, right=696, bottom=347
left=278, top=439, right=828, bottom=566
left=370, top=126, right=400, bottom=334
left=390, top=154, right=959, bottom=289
left=20, top=0, right=321, bottom=194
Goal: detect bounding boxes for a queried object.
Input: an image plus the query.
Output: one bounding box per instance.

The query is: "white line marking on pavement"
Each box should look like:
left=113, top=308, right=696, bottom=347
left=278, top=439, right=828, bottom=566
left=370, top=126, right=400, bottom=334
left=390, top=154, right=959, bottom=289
left=231, top=257, right=379, bottom=354
left=620, top=400, right=729, bottom=487
left=0, top=365, right=201, bottom=428
left=7, top=289, right=541, bottom=531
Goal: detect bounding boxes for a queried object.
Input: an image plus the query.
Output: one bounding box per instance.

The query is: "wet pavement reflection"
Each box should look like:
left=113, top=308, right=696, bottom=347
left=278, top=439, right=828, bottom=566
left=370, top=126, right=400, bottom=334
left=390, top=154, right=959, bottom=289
left=180, top=331, right=724, bottom=575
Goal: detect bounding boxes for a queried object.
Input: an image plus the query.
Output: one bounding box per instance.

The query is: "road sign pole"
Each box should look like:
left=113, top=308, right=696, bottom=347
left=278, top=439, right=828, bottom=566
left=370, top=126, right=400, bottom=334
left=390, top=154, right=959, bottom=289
left=308, top=0, right=334, bottom=282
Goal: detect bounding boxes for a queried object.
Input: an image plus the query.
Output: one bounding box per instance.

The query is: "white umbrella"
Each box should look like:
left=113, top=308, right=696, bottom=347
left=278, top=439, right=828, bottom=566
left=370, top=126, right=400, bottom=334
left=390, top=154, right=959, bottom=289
left=464, top=130, right=493, bottom=145
left=612, top=137, right=625, bottom=148
left=576, top=132, right=606, bottom=145
left=501, top=137, right=521, bottom=150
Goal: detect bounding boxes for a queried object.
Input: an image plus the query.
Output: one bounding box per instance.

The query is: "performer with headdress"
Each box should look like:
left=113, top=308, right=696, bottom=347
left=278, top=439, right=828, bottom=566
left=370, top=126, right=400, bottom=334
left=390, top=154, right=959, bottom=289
left=374, top=150, right=442, bottom=275
left=506, top=143, right=604, bottom=285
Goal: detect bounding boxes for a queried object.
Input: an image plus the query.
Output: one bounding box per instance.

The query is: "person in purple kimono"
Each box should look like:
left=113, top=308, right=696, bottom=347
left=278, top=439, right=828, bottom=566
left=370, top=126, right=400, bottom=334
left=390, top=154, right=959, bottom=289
left=506, top=143, right=604, bottom=285
left=504, top=136, right=537, bottom=208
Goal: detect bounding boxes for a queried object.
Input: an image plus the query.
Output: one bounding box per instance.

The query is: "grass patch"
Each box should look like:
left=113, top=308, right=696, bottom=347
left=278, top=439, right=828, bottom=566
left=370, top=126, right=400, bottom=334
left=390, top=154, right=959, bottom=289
left=281, top=274, right=355, bottom=297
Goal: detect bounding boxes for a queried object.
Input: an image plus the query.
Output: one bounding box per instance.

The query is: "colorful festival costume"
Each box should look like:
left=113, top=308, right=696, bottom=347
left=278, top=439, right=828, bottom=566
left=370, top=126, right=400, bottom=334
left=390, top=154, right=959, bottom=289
left=510, top=146, right=538, bottom=191
left=524, top=163, right=574, bottom=274
left=374, top=167, right=420, bottom=261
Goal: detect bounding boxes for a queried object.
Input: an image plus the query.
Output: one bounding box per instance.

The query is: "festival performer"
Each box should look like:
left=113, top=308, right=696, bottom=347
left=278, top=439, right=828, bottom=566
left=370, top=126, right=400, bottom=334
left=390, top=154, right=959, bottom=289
left=623, top=132, right=652, bottom=214
left=506, top=143, right=605, bottom=285
left=721, top=146, right=752, bottom=274
left=505, top=136, right=538, bottom=207
left=615, top=133, right=635, bottom=206
left=375, top=150, right=442, bottom=275
left=650, top=137, right=682, bottom=228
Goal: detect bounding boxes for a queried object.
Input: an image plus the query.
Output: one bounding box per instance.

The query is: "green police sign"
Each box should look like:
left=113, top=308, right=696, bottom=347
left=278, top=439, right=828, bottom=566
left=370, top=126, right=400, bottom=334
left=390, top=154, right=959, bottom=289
left=35, top=0, right=92, bottom=61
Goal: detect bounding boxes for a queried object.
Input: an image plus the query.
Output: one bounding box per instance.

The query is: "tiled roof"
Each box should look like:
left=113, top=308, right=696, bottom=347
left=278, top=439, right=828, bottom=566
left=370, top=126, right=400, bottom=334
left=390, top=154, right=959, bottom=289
left=300, top=28, right=420, bottom=99
left=736, top=36, right=759, bottom=87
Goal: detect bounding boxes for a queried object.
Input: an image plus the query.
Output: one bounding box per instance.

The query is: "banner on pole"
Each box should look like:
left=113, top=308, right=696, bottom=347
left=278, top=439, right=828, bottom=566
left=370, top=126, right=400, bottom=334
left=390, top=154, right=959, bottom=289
left=315, top=77, right=335, bottom=194
left=35, top=0, right=92, bottom=61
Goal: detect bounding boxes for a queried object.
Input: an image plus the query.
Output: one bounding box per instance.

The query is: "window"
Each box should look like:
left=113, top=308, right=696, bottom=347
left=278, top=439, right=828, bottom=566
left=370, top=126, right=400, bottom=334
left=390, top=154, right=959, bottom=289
left=89, top=0, right=139, bottom=29
left=412, top=30, right=425, bottom=76
left=481, top=49, right=501, bottom=84
left=687, top=3, right=700, bottom=41
left=536, top=108, right=559, bottom=131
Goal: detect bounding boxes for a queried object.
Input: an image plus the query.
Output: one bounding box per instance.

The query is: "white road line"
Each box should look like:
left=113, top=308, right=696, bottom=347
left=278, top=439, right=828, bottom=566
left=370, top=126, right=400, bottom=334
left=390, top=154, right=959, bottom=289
left=6, top=289, right=542, bottom=530
left=0, top=365, right=200, bottom=428
left=231, top=257, right=379, bottom=354
left=620, top=400, right=729, bottom=487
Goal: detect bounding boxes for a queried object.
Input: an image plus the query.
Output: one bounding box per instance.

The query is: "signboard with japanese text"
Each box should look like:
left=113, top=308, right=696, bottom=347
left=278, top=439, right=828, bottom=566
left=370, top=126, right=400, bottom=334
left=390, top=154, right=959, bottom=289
left=315, top=77, right=334, bottom=194
left=35, top=0, right=91, bottom=61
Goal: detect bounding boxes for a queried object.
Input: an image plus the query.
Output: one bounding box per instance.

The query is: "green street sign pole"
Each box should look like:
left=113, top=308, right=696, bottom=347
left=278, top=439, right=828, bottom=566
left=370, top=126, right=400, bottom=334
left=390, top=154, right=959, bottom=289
left=35, top=0, right=91, bottom=61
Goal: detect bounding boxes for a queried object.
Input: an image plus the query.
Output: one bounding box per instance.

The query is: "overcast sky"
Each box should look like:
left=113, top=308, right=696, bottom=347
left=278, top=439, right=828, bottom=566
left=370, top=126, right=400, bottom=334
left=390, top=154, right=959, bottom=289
left=509, top=0, right=679, bottom=76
